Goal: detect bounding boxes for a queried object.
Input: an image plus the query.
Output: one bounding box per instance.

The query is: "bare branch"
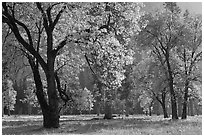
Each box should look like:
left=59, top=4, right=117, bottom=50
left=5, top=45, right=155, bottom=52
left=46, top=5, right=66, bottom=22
left=3, top=3, right=47, bottom=71
left=52, top=5, right=66, bottom=30
left=14, top=18, right=33, bottom=46
left=36, top=2, right=49, bottom=31
left=54, top=36, right=69, bottom=53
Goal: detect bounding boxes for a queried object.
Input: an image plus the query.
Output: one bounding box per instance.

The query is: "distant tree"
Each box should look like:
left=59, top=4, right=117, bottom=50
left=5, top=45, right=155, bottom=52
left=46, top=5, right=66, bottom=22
left=133, top=50, right=170, bottom=118
left=20, top=78, right=40, bottom=115
left=138, top=90, right=153, bottom=116
left=174, top=10, right=202, bottom=119
left=136, top=2, right=187, bottom=119
left=80, top=2, right=143, bottom=119
left=74, top=88, right=94, bottom=114
left=3, top=80, right=17, bottom=116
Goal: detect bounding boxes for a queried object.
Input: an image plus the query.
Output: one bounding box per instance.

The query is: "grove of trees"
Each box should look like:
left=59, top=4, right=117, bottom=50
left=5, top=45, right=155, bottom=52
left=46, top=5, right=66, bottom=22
left=2, top=2, right=202, bottom=128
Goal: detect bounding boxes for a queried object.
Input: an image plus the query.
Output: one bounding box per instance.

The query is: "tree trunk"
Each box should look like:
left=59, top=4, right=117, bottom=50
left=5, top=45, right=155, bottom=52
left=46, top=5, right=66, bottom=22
left=149, top=106, right=152, bottom=116
left=166, top=57, right=178, bottom=120
left=161, top=103, right=169, bottom=118
left=45, top=55, right=59, bottom=128
left=181, top=81, right=189, bottom=119
left=104, top=89, right=112, bottom=119
left=104, top=99, right=112, bottom=119
left=182, top=98, right=187, bottom=119
left=96, top=101, right=100, bottom=116
left=28, top=56, right=59, bottom=128
left=189, top=98, right=194, bottom=116
left=28, top=103, right=32, bottom=115
left=125, top=99, right=130, bottom=117
left=178, top=96, right=182, bottom=117
left=7, top=106, right=10, bottom=116
left=125, top=106, right=130, bottom=117
left=2, top=101, right=4, bottom=117
left=95, top=80, right=102, bottom=116
left=157, top=92, right=168, bottom=118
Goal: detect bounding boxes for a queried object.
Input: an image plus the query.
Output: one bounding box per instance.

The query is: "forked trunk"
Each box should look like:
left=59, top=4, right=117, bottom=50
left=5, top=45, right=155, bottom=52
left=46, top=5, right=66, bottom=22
left=166, top=57, right=178, bottom=120
left=45, top=55, right=59, bottom=128
left=161, top=103, right=169, bottom=118
left=28, top=56, right=59, bottom=128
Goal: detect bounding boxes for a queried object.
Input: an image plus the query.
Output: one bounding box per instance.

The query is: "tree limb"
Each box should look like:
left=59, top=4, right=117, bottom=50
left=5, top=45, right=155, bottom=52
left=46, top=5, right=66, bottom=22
left=51, top=4, right=66, bottom=31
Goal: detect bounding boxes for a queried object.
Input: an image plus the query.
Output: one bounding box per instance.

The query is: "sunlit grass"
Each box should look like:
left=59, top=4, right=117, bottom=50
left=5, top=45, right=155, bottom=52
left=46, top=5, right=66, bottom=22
left=2, top=115, right=202, bottom=135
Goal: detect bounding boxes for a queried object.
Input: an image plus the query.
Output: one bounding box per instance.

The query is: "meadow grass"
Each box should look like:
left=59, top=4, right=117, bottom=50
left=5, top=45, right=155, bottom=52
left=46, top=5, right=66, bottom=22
left=2, top=114, right=202, bottom=135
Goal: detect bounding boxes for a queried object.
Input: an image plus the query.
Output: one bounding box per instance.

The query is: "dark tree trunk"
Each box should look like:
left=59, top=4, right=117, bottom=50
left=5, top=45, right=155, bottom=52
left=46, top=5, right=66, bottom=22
left=178, top=96, right=182, bottom=117
left=28, top=56, right=59, bottom=128
left=2, top=105, right=4, bottom=117
left=45, top=55, right=59, bottom=128
left=182, top=81, right=189, bottom=119
left=156, top=92, right=168, bottom=118
left=189, top=98, right=194, bottom=116
left=28, top=104, right=32, bottom=115
left=7, top=106, right=10, bottom=116
left=104, top=99, right=113, bottom=119
left=161, top=103, right=169, bottom=118
left=125, top=99, right=130, bottom=117
left=125, top=106, right=130, bottom=117
left=166, top=57, right=178, bottom=120
left=149, top=106, right=152, bottom=116
left=104, top=89, right=113, bottom=119
left=96, top=81, right=102, bottom=116
left=96, top=101, right=100, bottom=116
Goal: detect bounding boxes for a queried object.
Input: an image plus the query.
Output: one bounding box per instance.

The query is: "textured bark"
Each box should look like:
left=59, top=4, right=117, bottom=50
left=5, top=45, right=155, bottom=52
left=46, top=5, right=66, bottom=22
left=45, top=55, right=59, bottom=128
left=29, top=56, right=59, bottom=128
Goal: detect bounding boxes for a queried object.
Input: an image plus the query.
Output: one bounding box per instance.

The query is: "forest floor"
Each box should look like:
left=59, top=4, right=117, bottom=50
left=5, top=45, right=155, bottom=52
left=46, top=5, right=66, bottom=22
left=2, top=114, right=202, bottom=135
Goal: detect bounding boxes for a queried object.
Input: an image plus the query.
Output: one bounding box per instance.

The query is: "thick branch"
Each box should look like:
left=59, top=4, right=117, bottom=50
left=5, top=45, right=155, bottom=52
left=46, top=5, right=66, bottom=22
left=14, top=18, right=33, bottom=46
left=54, top=72, right=73, bottom=114
left=51, top=5, right=66, bottom=31
left=85, top=53, right=97, bottom=76
left=36, top=2, right=49, bottom=31
left=189, top=51, right=202, bottom=74
left=3, top=3, right=47, bottom=72
left=54, top=36, right=68, bottom=53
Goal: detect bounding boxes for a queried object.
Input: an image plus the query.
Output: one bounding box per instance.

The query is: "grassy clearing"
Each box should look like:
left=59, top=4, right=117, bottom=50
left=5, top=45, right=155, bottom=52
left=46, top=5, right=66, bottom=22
left=2, top=115, right=202, bottom=135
